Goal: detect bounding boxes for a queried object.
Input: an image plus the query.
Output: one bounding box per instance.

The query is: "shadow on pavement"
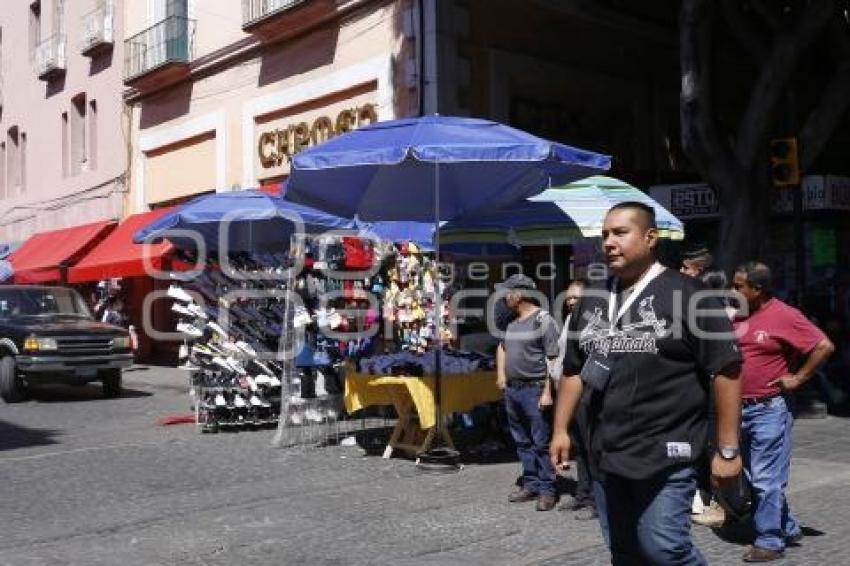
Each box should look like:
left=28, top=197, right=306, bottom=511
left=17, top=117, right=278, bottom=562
left=711, top=520, right=826, bottom=547
left=24, top=384, right=153, bottom=403
left=0, top=420, right=62, bottom=452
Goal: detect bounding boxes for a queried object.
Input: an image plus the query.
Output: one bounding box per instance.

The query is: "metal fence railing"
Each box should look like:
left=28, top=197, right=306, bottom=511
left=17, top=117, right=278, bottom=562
left=80, top=0, right=114, bottom=54
left=242, top=0, right=308, bottom=28
left=34, top=34, right=66, bottom=78
left=124, top=15, right=194, bottom=81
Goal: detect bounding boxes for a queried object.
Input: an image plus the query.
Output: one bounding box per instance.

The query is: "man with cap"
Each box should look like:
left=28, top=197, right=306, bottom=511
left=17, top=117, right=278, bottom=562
left=496, top=274, right=561, bottom=511
left=680, top=243, right=714, bottom=279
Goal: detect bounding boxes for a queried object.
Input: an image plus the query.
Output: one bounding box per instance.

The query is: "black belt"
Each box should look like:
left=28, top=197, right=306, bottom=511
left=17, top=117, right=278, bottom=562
left=507, top=380, right=545, bottom=388
left=742, top=394, right=782, bottom=406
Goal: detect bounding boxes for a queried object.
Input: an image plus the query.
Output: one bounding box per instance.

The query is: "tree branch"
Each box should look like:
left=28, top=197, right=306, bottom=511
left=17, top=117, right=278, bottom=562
left=799, top=60, right=850, bottom=171
left=734, top=0, right=834, bottom=170
left=720, top=0, right=768, bottom=62
left=750, top=0, right=784, bottom=33
left=680, top=0, right=745, bottom=185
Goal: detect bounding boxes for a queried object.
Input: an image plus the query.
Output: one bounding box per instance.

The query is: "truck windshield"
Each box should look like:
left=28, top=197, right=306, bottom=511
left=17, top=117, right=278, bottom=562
left=0, top=288, right=93, bottom=319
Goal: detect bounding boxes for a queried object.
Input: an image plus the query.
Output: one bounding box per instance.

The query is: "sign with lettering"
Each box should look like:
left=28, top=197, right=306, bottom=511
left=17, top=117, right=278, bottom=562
left=650, top=175, right=850, bottom=219
left=255, top=101, right=377, bottom=179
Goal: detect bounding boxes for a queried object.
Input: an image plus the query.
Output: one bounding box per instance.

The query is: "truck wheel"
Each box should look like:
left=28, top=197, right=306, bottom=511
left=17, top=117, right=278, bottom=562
left=102, top=369, right=122, bottom=399
left=0, top=356, right=27, bottom=403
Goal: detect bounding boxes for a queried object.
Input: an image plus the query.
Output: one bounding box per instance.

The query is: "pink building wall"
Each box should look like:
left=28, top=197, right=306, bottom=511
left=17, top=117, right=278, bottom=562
left=0, top=0, right=127, bottom=243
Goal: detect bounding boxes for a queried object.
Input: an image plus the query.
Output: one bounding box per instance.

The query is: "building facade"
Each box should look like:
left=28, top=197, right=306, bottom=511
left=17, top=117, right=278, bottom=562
left=0, top=0, right=126, bottom=243
left=123, top=0, right=422, bottom=212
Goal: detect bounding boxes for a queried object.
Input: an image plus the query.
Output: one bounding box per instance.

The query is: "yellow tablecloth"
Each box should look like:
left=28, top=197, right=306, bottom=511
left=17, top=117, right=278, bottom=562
left=345, top=371, right=501, bottom=429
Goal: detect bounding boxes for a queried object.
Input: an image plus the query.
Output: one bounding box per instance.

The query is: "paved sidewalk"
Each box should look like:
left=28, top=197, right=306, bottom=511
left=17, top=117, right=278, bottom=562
left=1, top=366, right=849, bottom=565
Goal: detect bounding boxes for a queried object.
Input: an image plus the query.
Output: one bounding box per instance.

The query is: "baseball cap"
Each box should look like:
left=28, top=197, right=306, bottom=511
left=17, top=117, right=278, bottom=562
left=681, top=242, right=711, bottom=260
left=496, top=274, right=536, bottom=291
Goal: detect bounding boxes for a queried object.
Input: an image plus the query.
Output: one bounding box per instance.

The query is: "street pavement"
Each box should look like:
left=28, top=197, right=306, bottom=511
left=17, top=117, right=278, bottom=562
left=2, top=366, right=850, bottom=565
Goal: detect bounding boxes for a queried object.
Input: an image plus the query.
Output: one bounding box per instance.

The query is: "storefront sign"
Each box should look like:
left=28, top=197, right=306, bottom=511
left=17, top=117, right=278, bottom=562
left=650, top=175, right=850, bottom=219
left=670, top=185, right=719, bottom=218
left=256, top=103, right=377, bottom=170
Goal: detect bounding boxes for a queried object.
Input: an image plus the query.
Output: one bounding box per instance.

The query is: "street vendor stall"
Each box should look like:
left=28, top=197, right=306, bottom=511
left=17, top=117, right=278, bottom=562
left=284, top=114, right=611, bottom=464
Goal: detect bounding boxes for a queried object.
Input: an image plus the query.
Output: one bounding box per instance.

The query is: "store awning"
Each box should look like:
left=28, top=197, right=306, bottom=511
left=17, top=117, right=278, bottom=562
left=68, top=208, right=177, bottom=283
left=9, top=220, right=117, bottom=284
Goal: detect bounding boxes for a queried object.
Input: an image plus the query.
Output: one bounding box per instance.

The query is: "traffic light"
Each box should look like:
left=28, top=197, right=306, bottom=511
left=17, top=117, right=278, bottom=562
left=770, top=137, right=800, bottom=187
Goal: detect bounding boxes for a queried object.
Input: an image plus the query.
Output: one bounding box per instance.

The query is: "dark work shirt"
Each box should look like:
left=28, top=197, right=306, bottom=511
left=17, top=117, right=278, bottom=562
left=563, top=269, right=741, bottom=480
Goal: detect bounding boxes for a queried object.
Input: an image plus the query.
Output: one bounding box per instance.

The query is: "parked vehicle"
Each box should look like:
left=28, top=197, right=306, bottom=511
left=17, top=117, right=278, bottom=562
left=0, top=286, right=133, bottom=402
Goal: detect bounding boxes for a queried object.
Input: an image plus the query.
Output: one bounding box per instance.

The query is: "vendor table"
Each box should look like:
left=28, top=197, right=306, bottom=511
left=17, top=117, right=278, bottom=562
left=344, top=371, right=501, bottom=459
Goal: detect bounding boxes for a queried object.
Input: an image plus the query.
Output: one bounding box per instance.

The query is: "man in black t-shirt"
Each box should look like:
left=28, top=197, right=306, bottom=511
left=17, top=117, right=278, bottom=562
left=550, top=202, right=743, bottom=565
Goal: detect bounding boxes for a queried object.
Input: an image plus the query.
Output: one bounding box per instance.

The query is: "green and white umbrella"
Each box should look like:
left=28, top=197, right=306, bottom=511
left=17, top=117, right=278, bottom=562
left=440, top=175, right=685, bottom=246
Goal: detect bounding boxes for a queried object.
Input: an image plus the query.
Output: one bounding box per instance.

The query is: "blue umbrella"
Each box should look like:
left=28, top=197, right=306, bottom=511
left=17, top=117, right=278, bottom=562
left=283, top=115, right=611, bottom=221
left=0, top=242, right=23, bottom=260
left=356, top=220, right=440, bottom=251
left=282, top=116, right=610, bottom=459
left=134, top=190, right=357, bottom=252
left=0, top=260, right=14, bottom=283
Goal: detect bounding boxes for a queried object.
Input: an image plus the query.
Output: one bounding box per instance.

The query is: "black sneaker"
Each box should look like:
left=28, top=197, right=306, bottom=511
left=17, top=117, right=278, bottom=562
left=786, top=531, right=804, bottom=545
left=536, top=494, right=557, bottom=511
left=508, top=488, right=537, bottom=503
left=742, top=546, right=783, bottom=562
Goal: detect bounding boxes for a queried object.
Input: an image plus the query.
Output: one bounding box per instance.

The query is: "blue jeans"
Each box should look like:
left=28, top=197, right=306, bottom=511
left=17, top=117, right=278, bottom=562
left=593, top=466, right=707, bottom=565
left=505, top=383, right=555, bottom=496
left=742, top=395, right=801, bottom=551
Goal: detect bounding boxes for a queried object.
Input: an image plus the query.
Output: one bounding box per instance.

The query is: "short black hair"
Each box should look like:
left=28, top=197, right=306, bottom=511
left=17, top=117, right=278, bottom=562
left=701, top=270, right=728, bottom=290
left=735, top=261, right=772, bottom=294
left=568, top=278, right=589, bottom=289
left=607, top=201, right=657, bottom=230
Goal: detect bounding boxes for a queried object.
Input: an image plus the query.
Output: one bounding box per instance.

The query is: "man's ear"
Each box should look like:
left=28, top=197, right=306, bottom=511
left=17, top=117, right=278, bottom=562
left=645, top=227, right=659, bottom=250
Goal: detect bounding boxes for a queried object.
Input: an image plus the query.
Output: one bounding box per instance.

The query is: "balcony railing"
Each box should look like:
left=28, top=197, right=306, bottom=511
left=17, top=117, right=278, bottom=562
left=80, top=0, right=115, bottom=56
left=242, top=0, right=308, bottom=29
left=124, top=15, right=194, bottom=83
left=35, top=34, right=67, bottom=80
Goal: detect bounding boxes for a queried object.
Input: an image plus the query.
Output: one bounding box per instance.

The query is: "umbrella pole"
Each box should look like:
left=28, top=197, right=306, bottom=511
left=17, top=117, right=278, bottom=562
left=273, top=256, right=294, bottom=448
left=549, top=237, right=555, bottom=310
left=416, top=161, right=458, bottom=471
left=434, top=160, right=442, bottom=446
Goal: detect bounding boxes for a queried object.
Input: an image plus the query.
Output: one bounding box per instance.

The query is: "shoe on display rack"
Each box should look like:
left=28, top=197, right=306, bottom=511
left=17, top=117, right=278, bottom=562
left=172, top=303, right=196, bottom=317
left=177, top=322, right=203, bottom=338
left=167, top=285, right=194, bottom=303
left=186, top=302, right=208, bottom=319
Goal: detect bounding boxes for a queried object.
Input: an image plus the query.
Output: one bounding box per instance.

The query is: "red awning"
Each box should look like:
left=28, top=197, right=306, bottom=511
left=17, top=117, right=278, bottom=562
left=259, top=181, right=283, bottom=196
left=10, top=220, right=117, bottom=284
left=67, top=208, right=177, bottom=283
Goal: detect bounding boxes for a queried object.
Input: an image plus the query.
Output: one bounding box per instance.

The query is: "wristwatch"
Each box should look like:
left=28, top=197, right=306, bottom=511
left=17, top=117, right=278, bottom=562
left=717, top=446, right=740, bottom=460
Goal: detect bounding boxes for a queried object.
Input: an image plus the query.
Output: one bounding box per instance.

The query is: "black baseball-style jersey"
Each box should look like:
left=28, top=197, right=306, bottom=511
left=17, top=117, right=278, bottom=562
left=563, top=268, right=741, bottom=480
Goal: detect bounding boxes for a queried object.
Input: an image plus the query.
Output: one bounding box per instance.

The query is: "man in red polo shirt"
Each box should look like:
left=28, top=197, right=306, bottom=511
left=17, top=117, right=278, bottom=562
left=732, top=262, right=834, bottom=562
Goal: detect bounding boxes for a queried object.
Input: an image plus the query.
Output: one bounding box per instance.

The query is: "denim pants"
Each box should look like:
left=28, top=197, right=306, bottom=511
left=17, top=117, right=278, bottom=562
left=593, top=466, right=707, bottom=565
left=505, top=382, right=555, bottom=496
left=742, top=395, right=801, bottom=551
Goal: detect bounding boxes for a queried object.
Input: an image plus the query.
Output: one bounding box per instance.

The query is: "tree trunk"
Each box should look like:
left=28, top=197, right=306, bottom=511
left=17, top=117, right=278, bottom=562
left=715, top=171, right=769, bottom=273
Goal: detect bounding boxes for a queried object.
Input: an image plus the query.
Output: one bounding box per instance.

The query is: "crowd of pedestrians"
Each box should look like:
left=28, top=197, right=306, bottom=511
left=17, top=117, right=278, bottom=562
left=494, top=201, right=836, bottom=564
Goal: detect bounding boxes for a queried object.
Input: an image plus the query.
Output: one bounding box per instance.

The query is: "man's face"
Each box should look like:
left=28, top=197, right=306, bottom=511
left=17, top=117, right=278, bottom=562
left=602, top=209, right=657, bottom=276
left=504, top=290, right=521, bottom=311
left=680, top=259, right=702, bottom=278
left=565, top=283, right=583, bottom=313
left=732, top=271, right=760, bottom=308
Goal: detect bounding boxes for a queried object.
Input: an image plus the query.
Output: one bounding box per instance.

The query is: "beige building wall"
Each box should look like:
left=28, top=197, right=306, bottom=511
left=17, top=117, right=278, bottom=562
left=125, top=0, right=421, bottom=211
left=0, top=0, right=128, bottom=243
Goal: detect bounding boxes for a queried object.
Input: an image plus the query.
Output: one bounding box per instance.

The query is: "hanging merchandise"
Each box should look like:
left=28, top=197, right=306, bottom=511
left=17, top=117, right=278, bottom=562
left=342, top=236, right=374, bottom=269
